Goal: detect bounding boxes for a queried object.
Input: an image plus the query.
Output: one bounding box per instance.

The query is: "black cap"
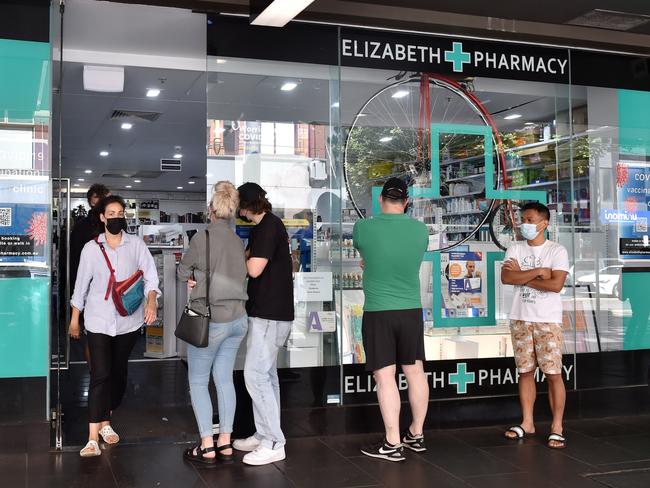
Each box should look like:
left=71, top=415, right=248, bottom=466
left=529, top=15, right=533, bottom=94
left=237, top=182, right=266, bottom=204
left=381, top=177, right=408, bottom=200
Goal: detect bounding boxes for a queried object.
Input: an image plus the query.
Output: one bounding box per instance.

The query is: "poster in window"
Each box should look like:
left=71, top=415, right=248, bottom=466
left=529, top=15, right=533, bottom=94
left=616, top=161, right=650, bottom=258
left=440, top=251, right=487, bottom=318
left=0, top=178, right=49, bottom=265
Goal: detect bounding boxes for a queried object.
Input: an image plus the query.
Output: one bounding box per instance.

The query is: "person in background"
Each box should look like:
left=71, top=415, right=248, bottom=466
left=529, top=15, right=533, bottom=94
left=69, top=183, right=110, bottom=366
left=353, top=177, right=430, bottom=462
left=177, top=181, right=249, bottom=465
left=70, top=184, right=111, bottom=288
left=232, top=182, right=294, bottom=466
left=69, top=195, right=160, bottom=457
left=501, top=202, right=570, bottom=449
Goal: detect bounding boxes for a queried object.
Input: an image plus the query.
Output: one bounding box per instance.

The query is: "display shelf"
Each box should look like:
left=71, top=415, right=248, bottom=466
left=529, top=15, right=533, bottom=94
left=438, top=190, right=484, bottom=200
left=440, top=137, right=571, bottom=167
left=443, top=210, right=485, bottom=217
left=510, top=176, right=589, bottom=190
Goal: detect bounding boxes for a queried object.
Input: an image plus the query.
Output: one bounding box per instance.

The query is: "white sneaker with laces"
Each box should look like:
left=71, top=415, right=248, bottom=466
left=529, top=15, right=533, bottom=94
left=242, top=445, right=286, bottom=466
left=233, top=435, right=262, bottom=452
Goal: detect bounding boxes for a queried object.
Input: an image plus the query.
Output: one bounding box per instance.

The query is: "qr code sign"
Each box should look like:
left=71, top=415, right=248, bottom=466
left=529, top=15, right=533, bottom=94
left=0, top=208, right=11, bottom=227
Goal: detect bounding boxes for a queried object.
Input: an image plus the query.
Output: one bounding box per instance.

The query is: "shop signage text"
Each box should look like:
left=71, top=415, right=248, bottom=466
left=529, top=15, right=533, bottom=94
left=341, top=39, right=568, bottom=76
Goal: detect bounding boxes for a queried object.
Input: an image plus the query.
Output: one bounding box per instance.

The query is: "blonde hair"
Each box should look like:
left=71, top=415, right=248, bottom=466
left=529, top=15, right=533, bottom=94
left=209, top=181, right=239, bottom=220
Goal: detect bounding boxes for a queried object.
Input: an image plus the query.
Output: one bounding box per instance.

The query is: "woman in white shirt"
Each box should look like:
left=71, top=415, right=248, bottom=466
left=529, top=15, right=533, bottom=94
left=69, top=195, right=160, bottom=457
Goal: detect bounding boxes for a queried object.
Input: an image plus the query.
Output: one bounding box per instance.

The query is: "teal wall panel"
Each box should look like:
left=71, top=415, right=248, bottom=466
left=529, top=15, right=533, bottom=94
left=0, top=277, right=49, bottom=378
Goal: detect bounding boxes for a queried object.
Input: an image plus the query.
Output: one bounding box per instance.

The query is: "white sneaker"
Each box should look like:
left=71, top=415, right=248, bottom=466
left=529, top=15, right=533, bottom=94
left=242, top=446, right=286, bottom=466
left=233, top=435, right=262, bottom=452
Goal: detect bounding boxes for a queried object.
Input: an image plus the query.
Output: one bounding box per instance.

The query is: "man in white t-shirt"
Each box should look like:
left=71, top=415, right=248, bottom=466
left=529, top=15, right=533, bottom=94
left=500, top=202, right=570, bottom=450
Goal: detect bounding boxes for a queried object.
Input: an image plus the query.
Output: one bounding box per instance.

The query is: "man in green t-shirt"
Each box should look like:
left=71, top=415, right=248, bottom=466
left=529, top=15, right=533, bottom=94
left=353, top=177, right=429, bottom=462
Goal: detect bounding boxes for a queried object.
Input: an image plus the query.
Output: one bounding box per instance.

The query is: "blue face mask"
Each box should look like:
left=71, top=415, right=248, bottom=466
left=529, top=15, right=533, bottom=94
left=520, top=223, right=541, bottom=241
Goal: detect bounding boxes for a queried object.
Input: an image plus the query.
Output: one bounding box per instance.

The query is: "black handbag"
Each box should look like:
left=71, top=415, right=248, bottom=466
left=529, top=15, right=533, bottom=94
left=175, top=229, right=211, bottom=347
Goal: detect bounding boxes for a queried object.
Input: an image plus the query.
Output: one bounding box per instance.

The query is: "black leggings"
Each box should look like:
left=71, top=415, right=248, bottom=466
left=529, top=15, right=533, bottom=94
left=86, top=329, right=139, bottom=423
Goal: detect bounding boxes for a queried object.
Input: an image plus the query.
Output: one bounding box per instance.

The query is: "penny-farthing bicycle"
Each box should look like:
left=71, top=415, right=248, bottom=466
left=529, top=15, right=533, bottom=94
left=343, top=73, right=521, bottom=252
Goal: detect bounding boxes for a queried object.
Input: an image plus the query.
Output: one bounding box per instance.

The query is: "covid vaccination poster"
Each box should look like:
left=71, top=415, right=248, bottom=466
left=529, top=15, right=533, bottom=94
left=615, top=161, right=650, bottom=258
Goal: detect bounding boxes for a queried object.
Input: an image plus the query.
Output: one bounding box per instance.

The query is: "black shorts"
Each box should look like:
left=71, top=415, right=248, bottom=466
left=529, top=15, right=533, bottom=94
left=362, top=308, right=425, bottom=372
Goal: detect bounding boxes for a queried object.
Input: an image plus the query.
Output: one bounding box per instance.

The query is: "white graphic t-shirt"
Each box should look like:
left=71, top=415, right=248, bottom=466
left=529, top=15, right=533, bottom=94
left=504, top=240, right=570, bottom=323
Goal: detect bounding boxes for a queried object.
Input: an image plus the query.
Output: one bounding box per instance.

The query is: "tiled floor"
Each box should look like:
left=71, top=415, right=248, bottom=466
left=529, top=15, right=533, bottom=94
left=3, top=415, right=650, bottom=487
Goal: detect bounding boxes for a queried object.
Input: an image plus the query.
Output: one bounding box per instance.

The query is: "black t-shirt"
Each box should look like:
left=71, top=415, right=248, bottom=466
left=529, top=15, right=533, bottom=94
left=69, top=212, right=100, bottom=289
left=246, top=212, right=294, bottom=321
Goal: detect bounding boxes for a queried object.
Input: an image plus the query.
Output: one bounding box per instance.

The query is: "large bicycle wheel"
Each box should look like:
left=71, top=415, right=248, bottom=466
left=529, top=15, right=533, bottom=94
left=488, top=201, right=522, bottom=251
left=343, top=74, right=506, bottom=252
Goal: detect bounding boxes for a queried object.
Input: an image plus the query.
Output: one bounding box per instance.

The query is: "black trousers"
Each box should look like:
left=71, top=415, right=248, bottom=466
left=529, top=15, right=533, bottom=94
left=86, top=329, right=139, bottom=423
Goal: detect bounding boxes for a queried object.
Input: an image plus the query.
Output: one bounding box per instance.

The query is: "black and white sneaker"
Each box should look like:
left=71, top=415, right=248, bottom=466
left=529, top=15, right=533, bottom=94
left=402, top=431, right=426, bottom=452
left=360, top=438, right=406, bottom=462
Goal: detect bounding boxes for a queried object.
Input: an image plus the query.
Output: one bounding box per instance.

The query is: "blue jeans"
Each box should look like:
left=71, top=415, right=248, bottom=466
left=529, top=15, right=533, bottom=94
left=187, top=315, right=248, bottom=438
left=244, top=317, right=292, bottom=449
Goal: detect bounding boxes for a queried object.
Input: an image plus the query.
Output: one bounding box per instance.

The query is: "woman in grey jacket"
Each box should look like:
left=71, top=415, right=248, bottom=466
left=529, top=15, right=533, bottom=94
left=177, top=181, right=248, bottom=465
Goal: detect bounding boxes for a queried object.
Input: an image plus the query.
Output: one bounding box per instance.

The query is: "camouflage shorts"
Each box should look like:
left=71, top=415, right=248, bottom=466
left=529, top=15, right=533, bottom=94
left=510, top=320, right=563, bottom=375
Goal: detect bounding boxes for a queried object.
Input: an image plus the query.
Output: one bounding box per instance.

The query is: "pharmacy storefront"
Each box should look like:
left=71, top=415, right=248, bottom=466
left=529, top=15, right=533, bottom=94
left=1, top=2, right=649, bottom=442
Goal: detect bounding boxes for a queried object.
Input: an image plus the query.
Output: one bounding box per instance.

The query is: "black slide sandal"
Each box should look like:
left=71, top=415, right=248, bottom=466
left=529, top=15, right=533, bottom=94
left=505, top=425, right=535, bottom=440
left=547, top=433, right=566, bottom=450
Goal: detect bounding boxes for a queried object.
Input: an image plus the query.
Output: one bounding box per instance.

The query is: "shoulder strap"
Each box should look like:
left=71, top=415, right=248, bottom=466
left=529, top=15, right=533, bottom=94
left=205, top=229, right=210, bottom=314
left=95, top=237, right=116, bottom=301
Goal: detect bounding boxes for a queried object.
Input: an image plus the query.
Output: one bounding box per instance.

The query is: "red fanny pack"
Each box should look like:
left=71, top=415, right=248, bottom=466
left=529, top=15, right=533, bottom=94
left=95, top=238, right=145, bottom=317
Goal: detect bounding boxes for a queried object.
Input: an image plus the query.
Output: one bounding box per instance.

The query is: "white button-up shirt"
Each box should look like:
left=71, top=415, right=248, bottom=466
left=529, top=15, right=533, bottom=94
left=71, top=232, right=161, bottom=336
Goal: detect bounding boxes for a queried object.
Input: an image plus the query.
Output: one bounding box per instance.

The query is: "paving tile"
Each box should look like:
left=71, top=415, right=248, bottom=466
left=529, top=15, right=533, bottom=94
left=416, top=432, right=521, bottom=478
left=25, top=451, right=115, bottom=488
left=349, top=454, right=469, bottom=488
left=483, top=443, right=599, bottom=483
left=280, top=438, right=377, bottom=488
left=196, top=461, right=295, bottom=488
left=106, top=443, right=205, bottom=488
left=555, top=431, right=639, bottom=465
left=588, top=469, right=650, bottom=488
left=465, top=472, right=561, bottom=488
left=602, top=434, right=650, bottom=460
left=0, top=452, right=26, bottom=488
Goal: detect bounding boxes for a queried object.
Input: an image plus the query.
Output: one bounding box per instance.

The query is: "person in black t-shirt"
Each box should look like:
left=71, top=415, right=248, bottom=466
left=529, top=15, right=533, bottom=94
left=69, top=183, right=110, bottom=367
left=232, top=182, right=294, bottom=466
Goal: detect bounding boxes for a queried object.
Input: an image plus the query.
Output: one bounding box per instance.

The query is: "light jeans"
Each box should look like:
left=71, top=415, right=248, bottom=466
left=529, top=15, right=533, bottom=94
left=187, top=315, right=248, bottom=438
left=244, top=317, right=292, bottom=449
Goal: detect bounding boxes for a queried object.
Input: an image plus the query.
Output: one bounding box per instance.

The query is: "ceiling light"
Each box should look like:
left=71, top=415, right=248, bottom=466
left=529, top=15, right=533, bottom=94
left=216, top=59, right=227, bottom=64
left=504, top=114, right=522, bottom=120
left=134, top=179, right=141, bottom=183
left=99, top=150, right=109, bottom=157
left=177, top=186, right=184, bottom=190
left=146, top=88, right=161, bottom=98
left=524, top=122, right=535, bottom=126
left=357, top=113, right=367, bottom=117
left=77, top=178, right=85, bottom=182
left=391, top=90, right=409, bottom=99
left=250, top=0, right=316, bottom=27
left=121, top=122, right=133, bottom=130
left=188, top=181, right=196, bottom=185
left=73, top=184, right=80, bottom=187
left=125, top=185, right=132, bottom=189
left=281, top=82, right=298, bottom=91
left=83, top=65, right=124, bottom=93
left=84, top=169, right=93, bottom=174
left=173, top=153, right=183, bottom=159
left=331, top=102, right=340, bottom=108
left=380, top=136, right=393, bottom=143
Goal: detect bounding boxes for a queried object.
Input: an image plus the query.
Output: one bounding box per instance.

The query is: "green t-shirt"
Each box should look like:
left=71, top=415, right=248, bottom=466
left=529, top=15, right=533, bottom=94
left=353, top=212, right=429, bottom=312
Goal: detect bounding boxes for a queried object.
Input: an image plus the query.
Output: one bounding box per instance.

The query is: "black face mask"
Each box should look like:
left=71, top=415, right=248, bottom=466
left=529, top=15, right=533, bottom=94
left=105, top=217, right=127, bottom=235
